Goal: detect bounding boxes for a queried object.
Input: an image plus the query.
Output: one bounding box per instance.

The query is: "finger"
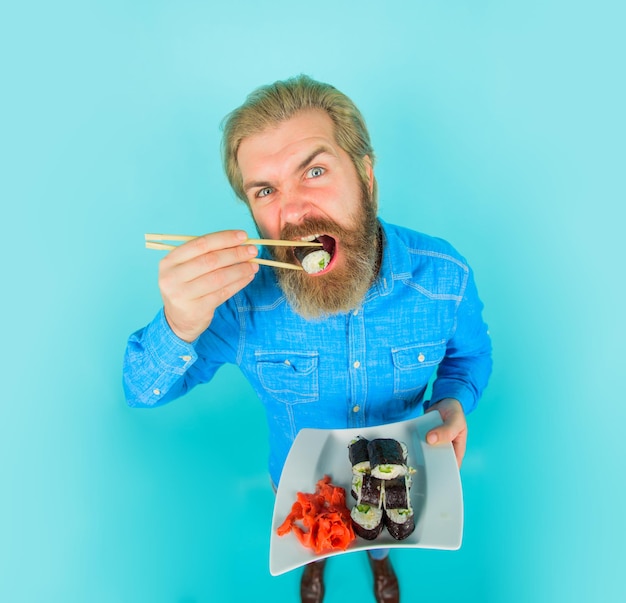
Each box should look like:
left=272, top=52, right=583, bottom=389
left=184, top=258, right=259, bottom=302
left=163, top=266, right=258, bottom=342
left=452, top=435, right=466, bottom=468
left=200, top=266, right=259, bottom=309
left=426, top=425, right=454, bottom=446
left=164, top=240, right=259, bottom=287
left=163, top=230, right=249, bottom=265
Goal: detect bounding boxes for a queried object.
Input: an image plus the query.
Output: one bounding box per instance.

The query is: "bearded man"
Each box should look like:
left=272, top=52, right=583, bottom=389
left=123, top=75, right=492, bottom=603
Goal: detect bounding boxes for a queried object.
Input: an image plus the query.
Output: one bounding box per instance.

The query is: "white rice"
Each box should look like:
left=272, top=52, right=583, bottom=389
left=301, top=250, right=331, bottom=274
left=371, top=463, right=408, bottom=480
left=351, top=505, right=383, bottom=530
left=385, top=508, right=413, bottom=525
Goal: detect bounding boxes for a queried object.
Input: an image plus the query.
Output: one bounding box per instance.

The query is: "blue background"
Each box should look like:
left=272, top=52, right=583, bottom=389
left=1, top=1, right=624, bottom=601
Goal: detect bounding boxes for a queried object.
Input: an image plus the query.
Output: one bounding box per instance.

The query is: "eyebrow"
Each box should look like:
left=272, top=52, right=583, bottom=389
left=243, top=145, right=333, bottom=193
left=296, top=145, right=332, bottom=173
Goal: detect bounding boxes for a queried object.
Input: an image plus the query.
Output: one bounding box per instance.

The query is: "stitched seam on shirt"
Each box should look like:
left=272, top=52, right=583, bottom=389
left=391, top=339, right=447, bottom=354
left=406, top=248, right=469, bottom=271
left=456, top=266, right=470, bottom=310
left=401, top=247, right=470, bottom=300
left=234, top=292, right=247, bottom=366
left=348, top=310, right=367, bottom=424
left=146, top=330, right=189, bottom=375
left=148, top=352, right=187, bottom=375
left=449, top=267, right=470, bottom=340
left=401, top=281, right=464, bottom=301
left=254, top=350, right=319, bottom=358
left=239, top=295, right=286, bottom=313
left=286, top=404, right=297, bottom=440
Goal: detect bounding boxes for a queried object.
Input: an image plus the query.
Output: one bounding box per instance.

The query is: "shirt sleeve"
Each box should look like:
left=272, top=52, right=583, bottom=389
left=427, top=265, right=493, bottom=415
left=122, top=308, right=201, bottom=407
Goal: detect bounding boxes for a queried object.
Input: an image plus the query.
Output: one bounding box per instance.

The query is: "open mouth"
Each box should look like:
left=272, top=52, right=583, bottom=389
left=293, top=234, right=336, bottom=274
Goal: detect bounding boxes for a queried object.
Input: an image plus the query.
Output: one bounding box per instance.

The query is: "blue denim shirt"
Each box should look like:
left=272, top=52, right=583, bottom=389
left=124, top=220, right=492, bottom=485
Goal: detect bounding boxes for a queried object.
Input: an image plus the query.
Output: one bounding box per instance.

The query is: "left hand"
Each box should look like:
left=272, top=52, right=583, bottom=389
left=425, top=398, right=467, bottom=468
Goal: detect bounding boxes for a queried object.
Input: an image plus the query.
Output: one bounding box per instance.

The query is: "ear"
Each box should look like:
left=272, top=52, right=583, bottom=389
left=363, top=155, right=374, bottom=193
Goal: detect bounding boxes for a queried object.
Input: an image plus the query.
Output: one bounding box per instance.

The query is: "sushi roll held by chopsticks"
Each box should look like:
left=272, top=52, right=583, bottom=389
left=292, top=235, right=335, bottom=274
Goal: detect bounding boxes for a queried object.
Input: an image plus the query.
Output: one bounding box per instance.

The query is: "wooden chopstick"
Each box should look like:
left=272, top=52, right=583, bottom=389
left=144, top=233, right=321, bottom=247
left=144, top=239, right=304, bottom=270
left=145, top=241, right=176, bottom=251
left=144, top=234, right=196, bottom=242
left=250, top=258, right=303, bottom=271
left=245, top=238, right=322, bottom=247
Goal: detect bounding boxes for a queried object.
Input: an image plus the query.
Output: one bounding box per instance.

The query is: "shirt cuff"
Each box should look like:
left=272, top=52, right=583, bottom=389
left=428, top=382, right=477, bottom=415
left=144, top=308, right=198, bottom=374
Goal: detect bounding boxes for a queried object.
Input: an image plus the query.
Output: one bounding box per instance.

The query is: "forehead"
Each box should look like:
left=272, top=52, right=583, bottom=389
left=237, top=109, right=339, bottom=169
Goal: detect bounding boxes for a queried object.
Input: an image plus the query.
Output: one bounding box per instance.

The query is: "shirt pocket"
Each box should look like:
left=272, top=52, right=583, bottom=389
left=391, top=340, right=446, bottom=401
left=255, top=350, right=319, bottom=405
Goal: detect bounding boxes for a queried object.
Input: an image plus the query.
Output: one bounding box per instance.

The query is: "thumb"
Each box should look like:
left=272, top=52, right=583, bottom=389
left=426, top=424, right=455, bottom=445
left=426, top=429, right=440, bottom=445
left=426, top=425, right=467, bottom=468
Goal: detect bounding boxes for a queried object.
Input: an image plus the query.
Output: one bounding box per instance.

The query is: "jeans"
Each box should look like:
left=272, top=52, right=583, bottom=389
left=368, top=548, right=389, bottom=560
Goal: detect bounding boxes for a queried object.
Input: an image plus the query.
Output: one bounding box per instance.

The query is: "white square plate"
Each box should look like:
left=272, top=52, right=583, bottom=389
left=269, top=412, right=463, bottom=575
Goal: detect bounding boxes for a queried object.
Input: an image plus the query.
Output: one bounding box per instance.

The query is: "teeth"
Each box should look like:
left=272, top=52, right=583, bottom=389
left=299, top=234, right=321, bottom=241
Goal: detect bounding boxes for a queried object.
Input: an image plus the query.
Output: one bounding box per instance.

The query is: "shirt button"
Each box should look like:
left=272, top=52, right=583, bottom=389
left=180, top=355, right=192, bottom=362
left=284, top=359, right=291, bottom=366
left=418, top=353, right=425, bottom=363
left=353, top=361, right=361, bottom=369
left=153, top=388, right=161, bottom=396
left=352, top=405, right=360, bottom=413
left=353, top=309, right=359, bottom=316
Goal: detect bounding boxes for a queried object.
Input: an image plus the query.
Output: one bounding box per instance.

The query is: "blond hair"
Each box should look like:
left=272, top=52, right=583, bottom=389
left=221, top=74, right=377, bottom=206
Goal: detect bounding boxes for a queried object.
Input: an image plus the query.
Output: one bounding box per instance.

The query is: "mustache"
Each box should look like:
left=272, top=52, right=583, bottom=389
left=280, top=217, right=351, bottom=240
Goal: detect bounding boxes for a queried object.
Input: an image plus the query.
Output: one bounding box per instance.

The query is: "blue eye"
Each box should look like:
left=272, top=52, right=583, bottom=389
left=307, top=166, right=325, bottom=178
left=257, top=187, right=274, bottom=198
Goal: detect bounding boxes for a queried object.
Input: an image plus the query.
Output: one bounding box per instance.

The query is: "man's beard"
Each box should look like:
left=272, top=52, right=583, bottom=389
left=265, top=192, right=380, bottom=319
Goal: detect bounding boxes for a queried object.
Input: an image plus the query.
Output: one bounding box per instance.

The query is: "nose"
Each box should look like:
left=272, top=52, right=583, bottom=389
left=280, top=189, right=311, bottom=225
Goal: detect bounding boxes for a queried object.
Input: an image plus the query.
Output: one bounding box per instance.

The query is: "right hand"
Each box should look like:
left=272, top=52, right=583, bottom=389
left=158, top=230, right=259, bottom=342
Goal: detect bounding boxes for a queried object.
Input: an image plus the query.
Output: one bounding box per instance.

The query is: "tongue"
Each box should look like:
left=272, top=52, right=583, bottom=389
left=293, top=236, right=336, bottom=263
left=316, top=235, right=336, bottom=255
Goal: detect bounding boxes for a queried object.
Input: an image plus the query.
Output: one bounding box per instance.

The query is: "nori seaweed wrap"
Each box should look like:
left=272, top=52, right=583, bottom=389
left=351, top=504, right=384, bottom=540
left=368, top=438, right=407, bottom=479
left=359, top=474, right=383, bottom=507
left=384, top=508, right=416, bottom=540
left=383, top=477, right=410, bottom=509
left=348, top=436, right=370, bottom=473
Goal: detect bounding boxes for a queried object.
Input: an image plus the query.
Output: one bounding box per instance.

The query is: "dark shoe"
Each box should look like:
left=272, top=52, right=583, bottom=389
left=300, top=559, right=327, bottom=603
left=368, top=552, right=400, bottom=603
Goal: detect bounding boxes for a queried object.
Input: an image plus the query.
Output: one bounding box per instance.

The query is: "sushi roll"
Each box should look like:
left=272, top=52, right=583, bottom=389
left=351, top=504, right=384, bottom=540
left=382, top=477, right=410, bottom=509
left=384, top=508, right=415, bottom=540
left=348, top=436, right=371, bottom=474
left=350, top=473, right=363, bottom=501
left=359, top=474, right=383, bottom=507
left=368, top=438, right=408, bottom=480
left=352, top=474, right=383, bottom=506
left=294, top=246, right=331, bottom=274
